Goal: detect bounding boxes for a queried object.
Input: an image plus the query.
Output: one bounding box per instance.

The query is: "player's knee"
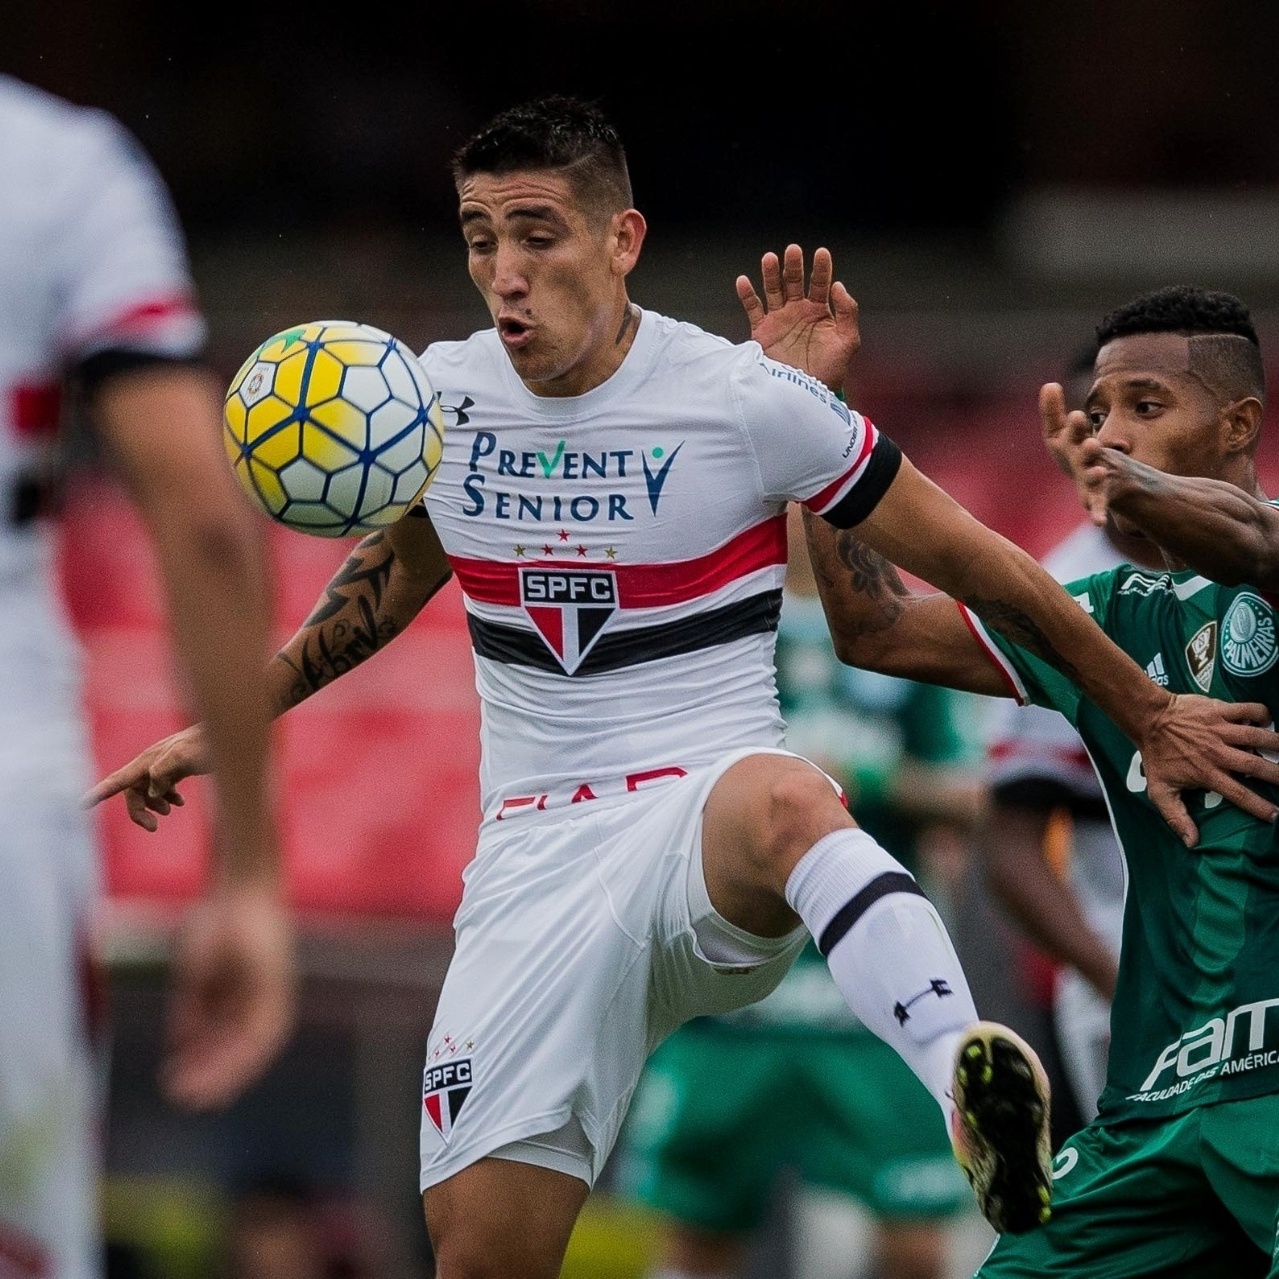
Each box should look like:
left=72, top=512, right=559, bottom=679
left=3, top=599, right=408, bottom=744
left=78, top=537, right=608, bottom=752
left=758, top=762, right=853, bottom=864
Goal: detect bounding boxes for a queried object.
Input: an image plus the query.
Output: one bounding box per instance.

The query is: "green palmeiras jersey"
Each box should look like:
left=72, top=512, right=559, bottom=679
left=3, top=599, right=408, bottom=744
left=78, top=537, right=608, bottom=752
left=963, top=568, right=1279, bottom=1125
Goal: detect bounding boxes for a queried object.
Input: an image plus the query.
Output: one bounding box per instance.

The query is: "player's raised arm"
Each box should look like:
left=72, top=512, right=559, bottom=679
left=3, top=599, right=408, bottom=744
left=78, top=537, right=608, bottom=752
left=86, top=506, right=452, bottom=831
left=740, top=245, right=1279, bottom=845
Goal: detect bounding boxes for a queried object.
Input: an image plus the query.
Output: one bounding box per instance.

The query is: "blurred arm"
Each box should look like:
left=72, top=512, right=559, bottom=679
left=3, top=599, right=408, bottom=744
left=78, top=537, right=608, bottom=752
left=980, top=802, right=1118, bottom=1001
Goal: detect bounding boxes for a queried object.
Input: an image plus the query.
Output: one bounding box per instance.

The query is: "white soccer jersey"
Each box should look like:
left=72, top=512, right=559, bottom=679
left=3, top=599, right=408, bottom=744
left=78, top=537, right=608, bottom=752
left=419, top=310, right=898, bottom=822
left=0, top=76, right=206, bottom=748
left=0, top=79, right=206, bottom=1279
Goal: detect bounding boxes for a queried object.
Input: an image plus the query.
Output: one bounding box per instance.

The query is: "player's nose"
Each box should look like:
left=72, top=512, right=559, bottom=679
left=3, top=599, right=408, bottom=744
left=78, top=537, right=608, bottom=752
left=491, top=245, right=529, bottom=300
left=1093, top=415, right=1132, bottom=454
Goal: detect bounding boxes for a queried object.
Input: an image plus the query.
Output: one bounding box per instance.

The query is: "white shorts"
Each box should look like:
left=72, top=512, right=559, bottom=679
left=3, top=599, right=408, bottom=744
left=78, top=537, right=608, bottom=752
left=419, top=747, right=813, bottom=1191
left=1053, top=967, right=1111, bottom=1123
left=0, top=747, right=102, bottom=1279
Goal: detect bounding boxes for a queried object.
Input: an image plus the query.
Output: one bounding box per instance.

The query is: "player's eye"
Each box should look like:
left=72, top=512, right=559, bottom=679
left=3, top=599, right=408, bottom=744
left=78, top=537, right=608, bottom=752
left=525, top=234, right=555, bottom=249
left=467, top=237, right=495, bottom=254
left=1087, top=409, right=1107, bottom=428
left=1135, top=398, right=1162, bottom=415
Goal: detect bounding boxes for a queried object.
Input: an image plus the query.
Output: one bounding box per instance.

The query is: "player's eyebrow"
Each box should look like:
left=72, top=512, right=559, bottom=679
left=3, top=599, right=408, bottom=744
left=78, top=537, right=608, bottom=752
left=1086, top=376, right=1169, bottom=409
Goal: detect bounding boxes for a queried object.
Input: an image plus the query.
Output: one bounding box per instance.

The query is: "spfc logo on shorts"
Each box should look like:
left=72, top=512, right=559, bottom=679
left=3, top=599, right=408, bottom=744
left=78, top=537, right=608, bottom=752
left=520, top=568, right=618, bottom=674
left=423, top=1057, right=473, bottom=1141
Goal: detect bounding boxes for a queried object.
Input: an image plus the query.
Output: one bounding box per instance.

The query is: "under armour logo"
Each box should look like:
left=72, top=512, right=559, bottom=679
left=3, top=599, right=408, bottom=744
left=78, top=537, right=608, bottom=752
left=438, top=394, right=474, bottom=426
left=893, top=978, right=953, bottom=1026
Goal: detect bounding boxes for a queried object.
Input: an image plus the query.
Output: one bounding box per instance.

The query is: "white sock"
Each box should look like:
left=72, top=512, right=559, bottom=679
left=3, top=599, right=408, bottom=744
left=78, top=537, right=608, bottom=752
left=785, top=828, right=978, bottom=1119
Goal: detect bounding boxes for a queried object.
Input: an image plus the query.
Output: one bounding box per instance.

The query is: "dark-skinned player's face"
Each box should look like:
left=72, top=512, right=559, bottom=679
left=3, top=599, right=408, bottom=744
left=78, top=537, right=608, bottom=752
left=457, top=168, right=636, bottom=395
left=1086, top=332, right=1234, bottom=483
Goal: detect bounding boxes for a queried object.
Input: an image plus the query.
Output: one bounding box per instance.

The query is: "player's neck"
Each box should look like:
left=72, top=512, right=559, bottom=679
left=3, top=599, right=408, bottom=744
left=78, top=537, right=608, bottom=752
left=522, top=300, right=642, bottom=399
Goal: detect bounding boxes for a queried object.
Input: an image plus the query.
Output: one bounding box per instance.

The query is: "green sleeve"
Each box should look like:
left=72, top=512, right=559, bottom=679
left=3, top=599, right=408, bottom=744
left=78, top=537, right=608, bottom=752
left=965, top=571, right=1114, bottom=726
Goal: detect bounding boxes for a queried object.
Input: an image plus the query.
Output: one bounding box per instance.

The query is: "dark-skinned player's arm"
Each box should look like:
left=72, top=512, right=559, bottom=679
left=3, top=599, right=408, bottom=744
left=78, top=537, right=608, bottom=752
left=1042, top=381, right=1279, bottom=591
left=737, top=245, right=1279, bottom=845
left=85, top=507, right=453, bottom=830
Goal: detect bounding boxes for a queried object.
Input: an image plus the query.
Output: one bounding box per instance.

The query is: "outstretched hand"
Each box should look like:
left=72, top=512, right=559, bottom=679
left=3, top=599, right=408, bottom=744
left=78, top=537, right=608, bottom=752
left=1139, top=694, right=1279, bottom=847
left=1038, top=382, right=1106, bottom=521
left=737, top=244, right=859, bottom=393
left=83, top=724, right=210, bottom=829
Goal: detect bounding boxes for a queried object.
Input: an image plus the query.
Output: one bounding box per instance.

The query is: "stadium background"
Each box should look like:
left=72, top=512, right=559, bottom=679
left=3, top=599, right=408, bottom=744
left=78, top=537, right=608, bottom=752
left=7, top=3, right=1279, bottom=1276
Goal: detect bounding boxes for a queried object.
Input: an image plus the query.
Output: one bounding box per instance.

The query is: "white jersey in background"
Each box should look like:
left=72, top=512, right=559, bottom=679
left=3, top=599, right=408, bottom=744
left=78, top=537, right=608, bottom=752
left=985, top=522, right=1129, bottom=1120
left=0, top=75, right=206, bottom=1279
left=420, top=310, right=896, bottom=821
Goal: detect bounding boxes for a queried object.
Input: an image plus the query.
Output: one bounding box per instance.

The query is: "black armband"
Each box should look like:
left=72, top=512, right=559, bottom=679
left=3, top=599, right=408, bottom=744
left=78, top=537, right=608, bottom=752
left=75, top=350, right=204, bottom=399
left=821, top=435, right=903, bottom=528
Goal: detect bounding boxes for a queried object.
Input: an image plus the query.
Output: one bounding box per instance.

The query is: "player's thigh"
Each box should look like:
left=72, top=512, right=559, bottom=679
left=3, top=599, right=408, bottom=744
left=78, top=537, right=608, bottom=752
left=1200, top=1092, right=1279, bottom=1266
left=424, top=1155, right=588, bottom=1279
left=979, top=1118, right=1265, bottom=1278
left=618, top=1026, right=789, bottom=1234
left=799, top=1035, right=968, bottom=1221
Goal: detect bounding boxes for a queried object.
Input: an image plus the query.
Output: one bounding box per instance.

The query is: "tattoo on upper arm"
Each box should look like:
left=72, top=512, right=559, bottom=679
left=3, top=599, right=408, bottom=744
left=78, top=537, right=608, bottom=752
left=829, top=529, right=908, bottom=632
left=963, top=596, right=1083, bottom=684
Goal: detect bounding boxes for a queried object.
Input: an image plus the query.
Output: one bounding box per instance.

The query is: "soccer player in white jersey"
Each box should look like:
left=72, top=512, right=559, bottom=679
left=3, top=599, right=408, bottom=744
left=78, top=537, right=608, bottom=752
left=91, top=99, right=1279, bottom=1278
left=0, top=76, right=292, bottom=1279
left=980, top=349, right=1165, bottom=1124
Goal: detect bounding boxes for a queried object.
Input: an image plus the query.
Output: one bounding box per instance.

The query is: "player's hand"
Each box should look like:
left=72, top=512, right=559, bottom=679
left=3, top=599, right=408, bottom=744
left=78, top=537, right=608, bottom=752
left=83, top=724, right=211, bottom=830
left=1138, top=694, right=1279, bottom=846
left=1038, top=382, right=1103, bottom=520
left=737, top=244, right=859, bottom=393
left=161, top=879, right=295, bottom=1110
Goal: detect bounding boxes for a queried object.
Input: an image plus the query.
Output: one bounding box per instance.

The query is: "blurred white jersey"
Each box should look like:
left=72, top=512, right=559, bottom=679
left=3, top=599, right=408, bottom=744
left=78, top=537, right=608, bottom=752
left=0, top=76, right=205, bottom=1279
left=420, top=311, right=898, bottom=822
left=0, top=74, right=205, bottom=756
left=985, top=521, right=1130, bottom=1118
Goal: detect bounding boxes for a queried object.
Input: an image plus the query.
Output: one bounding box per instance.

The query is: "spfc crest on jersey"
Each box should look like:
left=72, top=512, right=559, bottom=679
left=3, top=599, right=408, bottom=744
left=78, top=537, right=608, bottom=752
left=1185, top=621, right=1218, bottom=691
left=423, top=1057, right=473, bottom=1142
left=519, top=568, right=618, bottom=674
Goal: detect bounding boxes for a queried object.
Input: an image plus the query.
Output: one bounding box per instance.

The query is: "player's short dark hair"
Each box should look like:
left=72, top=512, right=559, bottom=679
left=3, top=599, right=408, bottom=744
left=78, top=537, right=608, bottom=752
left=452, top=96, right=633, bottom=219
left=1096, top=285, right=1265, bottom=405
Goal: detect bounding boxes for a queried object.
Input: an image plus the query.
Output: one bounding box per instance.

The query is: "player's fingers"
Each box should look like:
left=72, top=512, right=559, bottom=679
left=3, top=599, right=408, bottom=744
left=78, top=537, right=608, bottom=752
left=1038, top=382, right=1066, bottom=433
left=736, top=275, right=765, bottom=326
left=1201, top=775, right=1279, bottom=826
left=83, top=762, right=147, bottom=808
left=124, top=789, right=159, bottom=832
left=761, top=252, right=784, bottom=309
left=781, top=243, right=805, bottom=302
left=808, top=247, right=833, bottom=306
left=831, top=283, right=860, bottom=343
left=1145, top=785, right=1199, bottom=848
left=1217, top=700, right=1275, bottom=726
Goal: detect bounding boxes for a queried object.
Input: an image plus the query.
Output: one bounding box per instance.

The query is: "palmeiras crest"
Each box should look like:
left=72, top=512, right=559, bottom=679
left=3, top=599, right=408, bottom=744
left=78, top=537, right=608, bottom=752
left=520, top=567, right=618, bottom=674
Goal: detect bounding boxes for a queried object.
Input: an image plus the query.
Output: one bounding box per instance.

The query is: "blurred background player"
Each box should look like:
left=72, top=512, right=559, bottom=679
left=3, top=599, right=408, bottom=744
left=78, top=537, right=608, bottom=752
left=977, top=347, right=1163, bottom=1129
left=0, top=75, right=291, bottom=1279
left=617, top=502, right=982, bottom=1279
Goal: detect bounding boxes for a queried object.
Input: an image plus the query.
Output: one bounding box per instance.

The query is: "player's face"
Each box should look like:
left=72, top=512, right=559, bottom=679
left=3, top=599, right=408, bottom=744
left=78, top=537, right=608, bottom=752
left=1087, top=332, right=1231, bottom=485
left=458, top=169, right=643, bottom=397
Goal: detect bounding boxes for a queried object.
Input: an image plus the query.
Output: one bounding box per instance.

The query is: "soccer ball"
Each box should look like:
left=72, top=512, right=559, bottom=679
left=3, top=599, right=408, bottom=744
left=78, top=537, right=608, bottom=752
left=223, top=319, right=446, bottom=537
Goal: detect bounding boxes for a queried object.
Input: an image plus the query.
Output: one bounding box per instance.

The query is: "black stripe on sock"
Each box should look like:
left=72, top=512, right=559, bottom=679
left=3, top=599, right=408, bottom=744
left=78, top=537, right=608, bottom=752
left=817, top=872, right=924, bottom=956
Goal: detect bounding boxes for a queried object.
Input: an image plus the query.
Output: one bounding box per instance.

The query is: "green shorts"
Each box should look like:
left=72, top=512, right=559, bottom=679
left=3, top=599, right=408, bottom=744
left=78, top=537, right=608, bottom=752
left=615, top=1021, right=968, bottom=1233
left=980, top=1093, right=1279, bottom=1277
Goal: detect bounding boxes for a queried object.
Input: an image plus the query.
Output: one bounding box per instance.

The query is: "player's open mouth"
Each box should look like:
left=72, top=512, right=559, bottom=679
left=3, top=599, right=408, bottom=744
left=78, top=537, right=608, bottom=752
left=498, top=317, right=532, bottom=348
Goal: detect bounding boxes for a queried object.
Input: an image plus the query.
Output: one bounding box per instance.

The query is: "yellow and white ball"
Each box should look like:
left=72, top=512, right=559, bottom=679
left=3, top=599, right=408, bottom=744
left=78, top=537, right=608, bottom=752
left=223, top=320, right=445, bottom=537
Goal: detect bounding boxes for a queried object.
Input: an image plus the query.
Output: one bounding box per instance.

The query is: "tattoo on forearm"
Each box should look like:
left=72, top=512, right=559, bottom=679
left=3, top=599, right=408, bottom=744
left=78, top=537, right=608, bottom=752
left=830, top=530, right=908, bottom=632
left=273, top=533, right=403, bottom=710
left=963, top=596, right=1083, bottom=685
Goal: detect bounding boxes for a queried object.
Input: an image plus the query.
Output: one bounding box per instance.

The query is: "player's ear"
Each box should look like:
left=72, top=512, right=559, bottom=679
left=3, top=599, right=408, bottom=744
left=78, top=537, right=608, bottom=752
left=1223, top=396, right=1263, bottom=456
left=610, top=209, right=646, bottom=277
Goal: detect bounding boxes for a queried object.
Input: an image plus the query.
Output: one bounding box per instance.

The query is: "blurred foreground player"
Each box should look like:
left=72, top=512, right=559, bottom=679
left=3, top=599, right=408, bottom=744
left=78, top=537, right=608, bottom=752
left=800, top=285, right=1279, bottom=1274
left=90, top=105, right=1279, bottom=1278
left=618, top=503, right=978, bottom=1279
left=1, top=76, right=291, bottom=1279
